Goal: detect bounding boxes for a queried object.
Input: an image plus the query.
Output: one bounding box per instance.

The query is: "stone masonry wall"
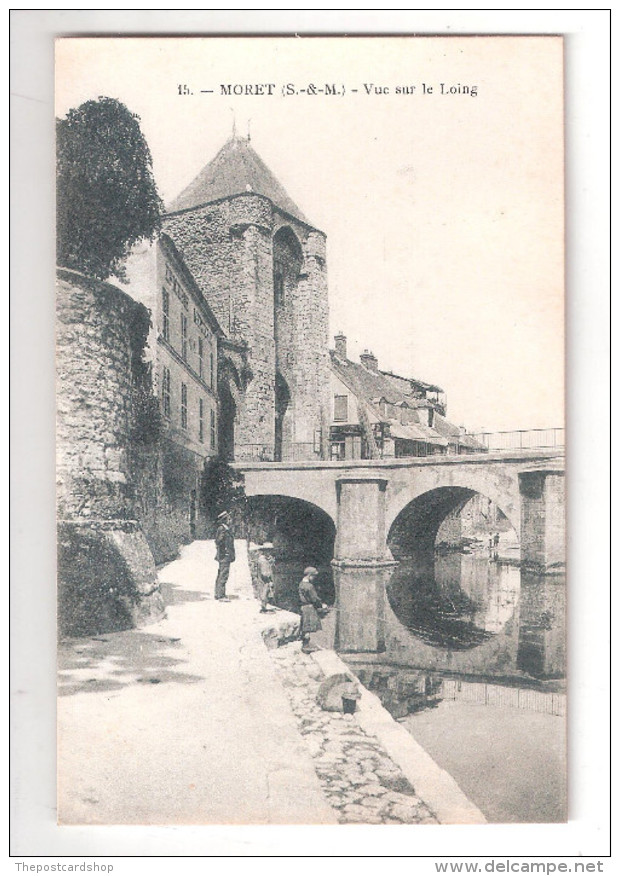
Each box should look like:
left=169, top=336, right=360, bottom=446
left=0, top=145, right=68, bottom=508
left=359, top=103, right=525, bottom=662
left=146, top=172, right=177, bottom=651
left=272, top=217, right=330, bottom=459
left=165, top=195, right=331, bottom=462
left=165, top=196, right=277, bottom=458
left=56, top=270, right=163, bottom=636
left=235, top=222, right=276, bottom=457
left=57, top=270, right=139, bottom=520
left=519, top=471, right=565, bottom=572
left=131, top=437, right=207, bottom=565
left=164, top=195, right=273, bottom=336
left=295, top=228, right=331, bottom=458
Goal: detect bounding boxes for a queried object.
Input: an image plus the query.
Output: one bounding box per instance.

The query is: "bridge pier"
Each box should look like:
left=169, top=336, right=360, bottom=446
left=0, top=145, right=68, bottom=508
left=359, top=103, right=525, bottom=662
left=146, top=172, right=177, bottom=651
left=333, top=476, right=395, bottom=567
left=519, top=471, right=565, bottom=573
left=333, top=566, right=389, bottom=653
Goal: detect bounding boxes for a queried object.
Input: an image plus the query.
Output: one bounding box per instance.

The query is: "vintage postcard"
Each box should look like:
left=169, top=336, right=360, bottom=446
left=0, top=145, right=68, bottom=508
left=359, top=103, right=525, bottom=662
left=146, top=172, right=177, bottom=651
left=55, top=35, right=566, bottom=827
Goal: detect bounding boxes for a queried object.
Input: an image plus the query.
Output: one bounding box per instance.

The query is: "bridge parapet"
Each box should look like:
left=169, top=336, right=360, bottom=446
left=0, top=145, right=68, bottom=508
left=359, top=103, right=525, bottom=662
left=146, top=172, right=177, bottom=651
left=233, top=448, right=565, bottom=474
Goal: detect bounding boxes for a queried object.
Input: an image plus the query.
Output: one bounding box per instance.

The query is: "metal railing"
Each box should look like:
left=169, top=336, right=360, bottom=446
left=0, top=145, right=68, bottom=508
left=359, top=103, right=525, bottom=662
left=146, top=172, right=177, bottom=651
left=233, top=429, right=564, bottom=463
left=469, top=428, right=565, bottom=452
left=235, top=442, right=319, bottom=462
left=441, top=678, right=566, bottom=717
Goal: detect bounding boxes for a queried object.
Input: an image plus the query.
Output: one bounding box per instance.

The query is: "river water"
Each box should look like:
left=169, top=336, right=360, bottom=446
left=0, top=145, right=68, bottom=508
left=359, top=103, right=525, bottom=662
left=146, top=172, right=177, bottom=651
left=270, top=550, right=566, bottom=823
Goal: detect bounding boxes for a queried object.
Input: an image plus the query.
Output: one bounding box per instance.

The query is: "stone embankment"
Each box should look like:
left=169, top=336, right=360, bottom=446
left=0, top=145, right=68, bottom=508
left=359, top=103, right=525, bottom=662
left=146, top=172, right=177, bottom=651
left=268, top=642, right=438, bottom=824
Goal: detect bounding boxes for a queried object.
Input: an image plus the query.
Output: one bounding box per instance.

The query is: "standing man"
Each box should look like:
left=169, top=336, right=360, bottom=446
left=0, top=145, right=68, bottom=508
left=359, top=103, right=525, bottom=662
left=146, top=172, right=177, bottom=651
left=214, top=510, right=235, bottom=601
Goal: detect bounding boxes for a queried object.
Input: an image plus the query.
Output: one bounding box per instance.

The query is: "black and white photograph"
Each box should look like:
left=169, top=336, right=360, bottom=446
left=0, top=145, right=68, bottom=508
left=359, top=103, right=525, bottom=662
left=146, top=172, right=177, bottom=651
left=53, top=34, right=566, bottom=827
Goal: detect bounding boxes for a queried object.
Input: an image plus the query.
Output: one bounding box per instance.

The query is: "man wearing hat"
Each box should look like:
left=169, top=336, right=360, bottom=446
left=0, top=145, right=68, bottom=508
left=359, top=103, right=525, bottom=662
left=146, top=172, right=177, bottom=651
left=214, top=510, right=235, bottom=601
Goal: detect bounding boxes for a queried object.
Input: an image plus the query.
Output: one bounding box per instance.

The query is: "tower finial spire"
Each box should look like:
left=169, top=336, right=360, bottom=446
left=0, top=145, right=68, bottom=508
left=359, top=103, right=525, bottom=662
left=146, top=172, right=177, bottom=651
left=247, top=118, right=252, bottom=142
left=230, top=107, right=236, bottom=139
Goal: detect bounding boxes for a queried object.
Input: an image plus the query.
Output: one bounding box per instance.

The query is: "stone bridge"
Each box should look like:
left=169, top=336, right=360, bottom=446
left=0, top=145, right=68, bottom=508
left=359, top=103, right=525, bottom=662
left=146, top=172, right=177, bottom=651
left=235, top=450, right=565, bottom=572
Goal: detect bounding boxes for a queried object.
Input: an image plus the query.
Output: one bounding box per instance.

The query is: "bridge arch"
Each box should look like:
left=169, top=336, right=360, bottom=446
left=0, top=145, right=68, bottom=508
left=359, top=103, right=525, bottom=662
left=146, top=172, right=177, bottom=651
left=241, top=467, right=337, bottom=524
left=386, top=465, right=521, bottom=541
left=245, top=493, right=336, bottom=566
left=387, top=485, right=518, bottom=561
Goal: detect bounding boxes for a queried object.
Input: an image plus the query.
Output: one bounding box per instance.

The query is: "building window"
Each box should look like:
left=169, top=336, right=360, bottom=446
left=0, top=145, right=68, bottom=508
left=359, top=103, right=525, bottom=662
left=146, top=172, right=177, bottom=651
left=274, top=270, right=284, bottom=307
left=198, top=337, right=204, bottom=379
left=210, top=352, right=214, bottom=389
left=181, top=313, right=188, bottom=361
left=199, top=398, right=205, bottom=443
left=181, top=383, right=188, bottom=429
left=331, top=441, right=345, bottom=461
left=162, top=288, right=170, bottom=341
left=161, top=367, right=171, bottom=418
left=210, top=408, right=216, bottom=449
left=334, top=395, right=348, bottom=422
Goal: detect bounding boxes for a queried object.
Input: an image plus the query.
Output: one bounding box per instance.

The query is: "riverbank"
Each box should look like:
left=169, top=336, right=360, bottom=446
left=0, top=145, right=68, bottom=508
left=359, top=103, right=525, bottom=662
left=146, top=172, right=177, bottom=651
left=58, top=539, right=482, bottom=825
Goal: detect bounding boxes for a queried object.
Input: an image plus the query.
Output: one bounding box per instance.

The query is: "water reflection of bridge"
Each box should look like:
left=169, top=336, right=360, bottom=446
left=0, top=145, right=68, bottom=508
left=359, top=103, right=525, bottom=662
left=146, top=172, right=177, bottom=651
left=322, top=560, right=566, bottom=682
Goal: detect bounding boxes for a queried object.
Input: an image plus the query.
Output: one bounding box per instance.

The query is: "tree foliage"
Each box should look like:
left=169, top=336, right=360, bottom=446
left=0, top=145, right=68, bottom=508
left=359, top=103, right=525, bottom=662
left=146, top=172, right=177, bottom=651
left=201, top=457, right=246, bottom=528
left=56, top=97, right=163, bottom=281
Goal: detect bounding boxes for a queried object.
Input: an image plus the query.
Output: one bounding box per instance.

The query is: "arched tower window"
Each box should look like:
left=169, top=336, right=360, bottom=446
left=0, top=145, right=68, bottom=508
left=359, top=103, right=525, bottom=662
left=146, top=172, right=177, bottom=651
left=273, top=227, right=303, bottom=309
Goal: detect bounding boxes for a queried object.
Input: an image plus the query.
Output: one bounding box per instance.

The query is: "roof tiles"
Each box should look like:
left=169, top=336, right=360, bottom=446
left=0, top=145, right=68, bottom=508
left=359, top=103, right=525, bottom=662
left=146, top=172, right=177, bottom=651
left=167, top=135, right=311, bottom=225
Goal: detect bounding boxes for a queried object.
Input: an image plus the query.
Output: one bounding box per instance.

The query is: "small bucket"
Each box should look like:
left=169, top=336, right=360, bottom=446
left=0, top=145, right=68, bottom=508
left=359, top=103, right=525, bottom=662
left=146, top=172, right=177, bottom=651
left=342, top=696, right=357, bottom=714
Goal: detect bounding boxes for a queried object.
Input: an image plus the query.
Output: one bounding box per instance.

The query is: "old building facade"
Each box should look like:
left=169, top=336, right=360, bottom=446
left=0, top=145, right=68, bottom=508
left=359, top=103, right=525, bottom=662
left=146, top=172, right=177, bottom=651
left=163, top=134, right=331, bottom=463
left=119, top=232, right=225, bottom=560
left=110, top=133, right=333, bottom=560
left=328, top=333, right=484, bottom=460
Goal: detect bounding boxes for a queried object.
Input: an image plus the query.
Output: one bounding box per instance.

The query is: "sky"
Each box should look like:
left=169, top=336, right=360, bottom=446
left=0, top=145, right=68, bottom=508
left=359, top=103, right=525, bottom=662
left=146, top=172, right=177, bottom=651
left=55, top=36, right=565, bottom=433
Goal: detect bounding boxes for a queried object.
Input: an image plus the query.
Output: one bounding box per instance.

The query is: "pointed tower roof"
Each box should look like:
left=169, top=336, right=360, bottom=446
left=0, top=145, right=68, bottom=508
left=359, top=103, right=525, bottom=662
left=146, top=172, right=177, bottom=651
left=167, top=135, right=311, bottom=225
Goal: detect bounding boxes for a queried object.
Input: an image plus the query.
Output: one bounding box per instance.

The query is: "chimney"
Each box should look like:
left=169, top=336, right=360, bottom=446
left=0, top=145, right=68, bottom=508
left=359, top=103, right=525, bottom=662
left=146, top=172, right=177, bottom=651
left=334, top=332, right=347, bottom=359
left=360, top=349, right=378, bottom=371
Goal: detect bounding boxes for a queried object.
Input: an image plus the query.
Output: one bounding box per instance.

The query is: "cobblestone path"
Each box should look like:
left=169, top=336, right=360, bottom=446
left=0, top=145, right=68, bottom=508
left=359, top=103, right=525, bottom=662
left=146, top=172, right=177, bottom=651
left=269, top=643, right=438, bottom=824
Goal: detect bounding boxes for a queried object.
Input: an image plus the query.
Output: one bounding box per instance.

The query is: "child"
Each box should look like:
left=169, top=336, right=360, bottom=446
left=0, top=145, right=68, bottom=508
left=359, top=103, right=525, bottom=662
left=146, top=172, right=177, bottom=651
left=298, top=566, right=327, bottom=654
left=257, top=543, right=276, bottom=612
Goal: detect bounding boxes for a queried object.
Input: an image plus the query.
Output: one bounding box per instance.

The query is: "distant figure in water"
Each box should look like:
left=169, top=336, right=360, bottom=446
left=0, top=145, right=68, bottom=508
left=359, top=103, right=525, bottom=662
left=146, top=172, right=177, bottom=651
left=493, top=532, right=500, bottom=560
left=257, top=543, right=276, bottom=612
left=488, top=532, right=494, bottom=559
left=298, top=567, right=327, bottom=654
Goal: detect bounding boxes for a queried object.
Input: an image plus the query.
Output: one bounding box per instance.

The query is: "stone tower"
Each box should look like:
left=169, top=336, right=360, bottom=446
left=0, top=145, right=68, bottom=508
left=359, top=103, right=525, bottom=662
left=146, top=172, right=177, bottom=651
left=164, top=134, right=330, bottom=462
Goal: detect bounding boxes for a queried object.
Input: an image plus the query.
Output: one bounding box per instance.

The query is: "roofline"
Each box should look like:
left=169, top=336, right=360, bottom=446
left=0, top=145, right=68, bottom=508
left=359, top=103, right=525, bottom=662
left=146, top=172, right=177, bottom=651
left=378, top=368, right=444, bottom=394
left=158, top=233, right=226, bottom=338
left=164, top=190, right=324, bottom=236
left=330, top=356, right=407, bottom=425
left=331, top=350, right=444, bottom=396
left=330, top=351, right=444, bottom=404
